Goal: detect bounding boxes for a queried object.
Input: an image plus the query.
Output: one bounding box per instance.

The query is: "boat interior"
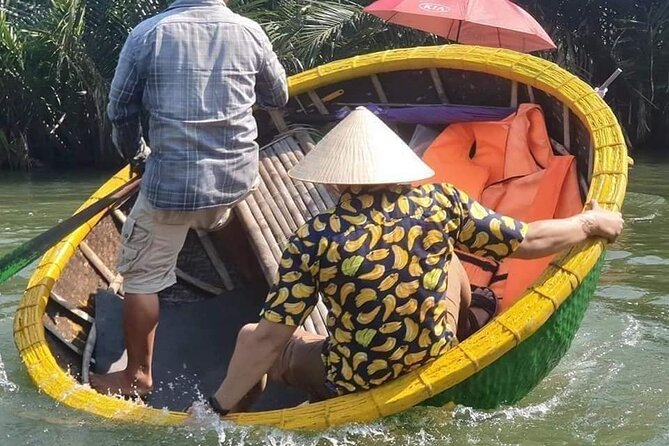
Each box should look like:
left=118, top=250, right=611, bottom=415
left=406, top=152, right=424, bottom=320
left=43, top=65, right=592, bottom=412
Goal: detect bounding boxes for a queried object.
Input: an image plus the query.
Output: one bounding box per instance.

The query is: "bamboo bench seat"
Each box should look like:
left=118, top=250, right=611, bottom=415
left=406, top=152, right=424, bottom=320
left=234, top=135, right=337, bottom=337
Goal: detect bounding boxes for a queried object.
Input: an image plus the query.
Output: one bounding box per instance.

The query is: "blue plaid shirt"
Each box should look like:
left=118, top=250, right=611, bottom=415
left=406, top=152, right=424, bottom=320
left=108, top=0, right=288, bottom=210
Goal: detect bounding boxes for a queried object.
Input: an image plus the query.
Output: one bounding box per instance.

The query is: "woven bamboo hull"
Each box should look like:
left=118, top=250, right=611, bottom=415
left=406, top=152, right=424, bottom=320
left=14, top=45, right=628, bottom=430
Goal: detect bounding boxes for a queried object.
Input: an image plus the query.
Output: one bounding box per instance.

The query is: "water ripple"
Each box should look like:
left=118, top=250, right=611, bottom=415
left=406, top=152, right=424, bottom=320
left=628, top=255, right=669, bottom=266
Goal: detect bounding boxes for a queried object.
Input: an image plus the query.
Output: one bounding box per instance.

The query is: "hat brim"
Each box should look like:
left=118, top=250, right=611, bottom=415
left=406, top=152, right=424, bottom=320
left=287, top=107, right=436, bottom=185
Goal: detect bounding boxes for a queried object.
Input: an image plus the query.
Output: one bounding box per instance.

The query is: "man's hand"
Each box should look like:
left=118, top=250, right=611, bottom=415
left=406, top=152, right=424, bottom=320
left=580, top=200, right=624, bottom=243
left=129, top=139, right=151, bottom=176
left=130, top=153, right=146, bottom=176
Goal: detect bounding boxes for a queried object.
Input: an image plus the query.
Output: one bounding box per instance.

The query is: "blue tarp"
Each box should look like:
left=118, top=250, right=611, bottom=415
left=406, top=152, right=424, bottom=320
left=335, top=104, right=515, bottom=125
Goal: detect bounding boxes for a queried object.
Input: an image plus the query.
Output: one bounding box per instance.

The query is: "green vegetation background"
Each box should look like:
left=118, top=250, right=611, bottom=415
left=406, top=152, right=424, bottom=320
left=1, top=0, right=666, bottom=169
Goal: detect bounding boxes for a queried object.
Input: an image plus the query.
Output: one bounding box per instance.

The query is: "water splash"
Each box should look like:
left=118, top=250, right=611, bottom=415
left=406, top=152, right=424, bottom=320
left=182, top=401, right=434, bottom=446
left=628, top=213, right=657, bottom=223
left=622, top=315, right=642, bottom=347
left=0, top=353, right=18, bottom=393
left=452, top=397, right=559, bottom=424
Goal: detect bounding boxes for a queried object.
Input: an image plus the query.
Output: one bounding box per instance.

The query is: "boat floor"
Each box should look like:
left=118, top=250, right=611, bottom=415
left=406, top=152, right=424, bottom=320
left=93, top=286, right=307, bottom=411
left=45, top=135, right=334, bottom=412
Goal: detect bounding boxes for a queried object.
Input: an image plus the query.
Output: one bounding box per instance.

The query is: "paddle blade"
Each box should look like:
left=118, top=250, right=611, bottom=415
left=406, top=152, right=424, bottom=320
left=0, top=231, right=64, bottom=284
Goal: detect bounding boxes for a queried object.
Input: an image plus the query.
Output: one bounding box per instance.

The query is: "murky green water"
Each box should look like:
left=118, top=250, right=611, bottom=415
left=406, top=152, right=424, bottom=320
left=1, top=162, right=668, bottom=445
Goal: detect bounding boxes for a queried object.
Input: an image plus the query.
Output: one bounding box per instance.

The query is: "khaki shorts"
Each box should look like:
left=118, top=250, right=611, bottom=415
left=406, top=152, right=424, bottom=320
left=267, top=329, right=337, bottom=402
left=117, top=193, right=234, bottom=294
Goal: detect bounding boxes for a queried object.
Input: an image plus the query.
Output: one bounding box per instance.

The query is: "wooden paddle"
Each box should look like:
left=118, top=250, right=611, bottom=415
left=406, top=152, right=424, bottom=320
left=0, top=175, right=141, bottom=285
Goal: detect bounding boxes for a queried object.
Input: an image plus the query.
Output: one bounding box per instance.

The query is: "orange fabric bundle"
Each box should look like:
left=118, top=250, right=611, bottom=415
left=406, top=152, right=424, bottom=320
left=421, top=104, right=583, bottom=310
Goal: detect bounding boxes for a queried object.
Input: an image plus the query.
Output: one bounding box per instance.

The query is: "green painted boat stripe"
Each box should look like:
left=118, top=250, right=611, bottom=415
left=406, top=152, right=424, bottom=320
left=422, top=255, right=604, bottom=409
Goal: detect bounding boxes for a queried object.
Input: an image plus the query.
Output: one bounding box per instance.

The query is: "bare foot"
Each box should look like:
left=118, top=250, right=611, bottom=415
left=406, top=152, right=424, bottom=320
left=89, top=369, right=153, bottom=398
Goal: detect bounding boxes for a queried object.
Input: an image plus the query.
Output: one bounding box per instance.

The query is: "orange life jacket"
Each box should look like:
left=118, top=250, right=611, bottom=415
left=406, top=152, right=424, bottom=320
left=421, top=104, right=583, bottom=311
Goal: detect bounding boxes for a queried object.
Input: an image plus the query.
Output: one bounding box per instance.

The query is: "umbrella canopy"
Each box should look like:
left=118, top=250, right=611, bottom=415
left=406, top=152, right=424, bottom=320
left=363, top=0, right=556, bottom=53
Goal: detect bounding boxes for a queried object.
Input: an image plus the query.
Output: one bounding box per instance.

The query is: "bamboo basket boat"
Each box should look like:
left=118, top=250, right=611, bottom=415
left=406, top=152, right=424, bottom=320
left=14, top=45, right=628, bottom=430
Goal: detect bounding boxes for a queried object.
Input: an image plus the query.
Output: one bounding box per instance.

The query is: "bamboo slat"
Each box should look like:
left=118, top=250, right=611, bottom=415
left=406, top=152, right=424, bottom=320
left=244, top=195, right=284, bottom=262
left=526, top=85, right=536, bottom=103
left=50, top=291, right=94, bottom=324
left=237, top=193, right=329, bottom=336
left=312, top=301, right=329, bottom=334
left=370, top=74, right=389, bottom=103
left=511, top=81, right=519, bottom=108
left=257, top=163, right=299, bottom=232
left=249, top=140, right=332, bottom=336
left=248, top=190, right=285, bottom=246
left=308, top=90, right=329, bottom=115
left=429, top=68, right=449, bottom=103
left=302, top=316, right=317, bottom=334
left=260, top=151, right=309, bottom=223
left=267, top=144, right=319, bottom=217
left=563, top=103, right=571, bottom=150
left=268, top=108, right=314, bottom=153
left=257, top=181, right=294, bottom=238
left=275, top=141, right=329, bottom=212
left=234, top=201, right=279, bottom=281
left=279, top=138, right=337, bottom=209
left=44, top=320, right=85, bottom=356
left=175, top=269, right=223, bottom=295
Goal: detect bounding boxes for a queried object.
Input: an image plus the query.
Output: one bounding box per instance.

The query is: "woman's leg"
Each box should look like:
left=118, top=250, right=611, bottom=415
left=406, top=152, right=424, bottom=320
left=445, top=254, right=472, bottom=335
left=222, top=323, right=268, bottom=413
left=449, top=254, right=499, bottom=340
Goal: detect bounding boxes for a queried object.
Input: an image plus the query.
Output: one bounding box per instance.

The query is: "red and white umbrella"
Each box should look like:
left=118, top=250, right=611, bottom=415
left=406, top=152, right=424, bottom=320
left=364, top=0, right=556, bottom=53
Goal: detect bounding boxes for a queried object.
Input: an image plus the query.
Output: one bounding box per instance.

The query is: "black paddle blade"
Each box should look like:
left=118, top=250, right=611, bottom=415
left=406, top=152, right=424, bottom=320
left=0, top=177, right=140, bottom=285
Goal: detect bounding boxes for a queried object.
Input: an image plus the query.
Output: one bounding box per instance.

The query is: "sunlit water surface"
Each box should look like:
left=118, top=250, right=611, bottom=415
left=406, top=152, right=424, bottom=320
left=0, top=162, right=667, bottom=445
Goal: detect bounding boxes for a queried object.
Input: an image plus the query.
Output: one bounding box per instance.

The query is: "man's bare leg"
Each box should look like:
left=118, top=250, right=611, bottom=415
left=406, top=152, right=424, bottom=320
left=90, top=292, right=157, bottom=396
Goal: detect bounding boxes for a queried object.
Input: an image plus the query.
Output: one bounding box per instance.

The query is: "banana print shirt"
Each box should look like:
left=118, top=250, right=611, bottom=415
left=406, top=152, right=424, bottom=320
left=261, top=183, right=528, bottom=394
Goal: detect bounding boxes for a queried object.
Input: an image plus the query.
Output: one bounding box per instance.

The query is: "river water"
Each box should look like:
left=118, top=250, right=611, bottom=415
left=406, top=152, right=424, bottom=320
left=0, top=162, right=667, bottom=445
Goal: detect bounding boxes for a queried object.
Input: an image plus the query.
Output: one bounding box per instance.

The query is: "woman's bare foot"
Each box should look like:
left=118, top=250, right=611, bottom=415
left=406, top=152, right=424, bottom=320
left=89, top=369, right=153, bottom=398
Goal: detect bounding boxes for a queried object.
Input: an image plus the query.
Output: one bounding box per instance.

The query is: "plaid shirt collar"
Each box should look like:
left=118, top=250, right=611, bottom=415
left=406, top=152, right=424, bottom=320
left=167, top=0, right=226, bottom=10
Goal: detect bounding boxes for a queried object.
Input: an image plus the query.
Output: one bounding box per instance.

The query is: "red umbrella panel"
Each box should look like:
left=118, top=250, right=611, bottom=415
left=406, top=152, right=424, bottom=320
left=364, top=0, right=556, bottom=53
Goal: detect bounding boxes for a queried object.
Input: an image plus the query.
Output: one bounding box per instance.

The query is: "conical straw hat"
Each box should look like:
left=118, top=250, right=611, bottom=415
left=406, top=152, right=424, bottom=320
left=288, top=107, right=435, bottom=185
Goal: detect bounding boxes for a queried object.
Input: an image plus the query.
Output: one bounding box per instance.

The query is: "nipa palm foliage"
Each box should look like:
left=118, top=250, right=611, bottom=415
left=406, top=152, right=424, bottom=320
left=263, top=0, right=438, bottom=73
left=517, top=0, right=669, bottom=150
left=0, top=0, right=666, bottom=169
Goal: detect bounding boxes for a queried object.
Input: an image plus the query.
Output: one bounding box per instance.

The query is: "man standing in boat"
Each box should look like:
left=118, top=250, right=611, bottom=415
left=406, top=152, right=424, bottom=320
left=202, top=107, right=624, bottom=415
left=90, top=0, right=288, bottom=397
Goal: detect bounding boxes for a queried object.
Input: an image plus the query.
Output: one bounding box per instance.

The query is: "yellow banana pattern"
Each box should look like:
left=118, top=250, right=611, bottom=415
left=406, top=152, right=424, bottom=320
left=262, top=184, right=527, bottom=394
